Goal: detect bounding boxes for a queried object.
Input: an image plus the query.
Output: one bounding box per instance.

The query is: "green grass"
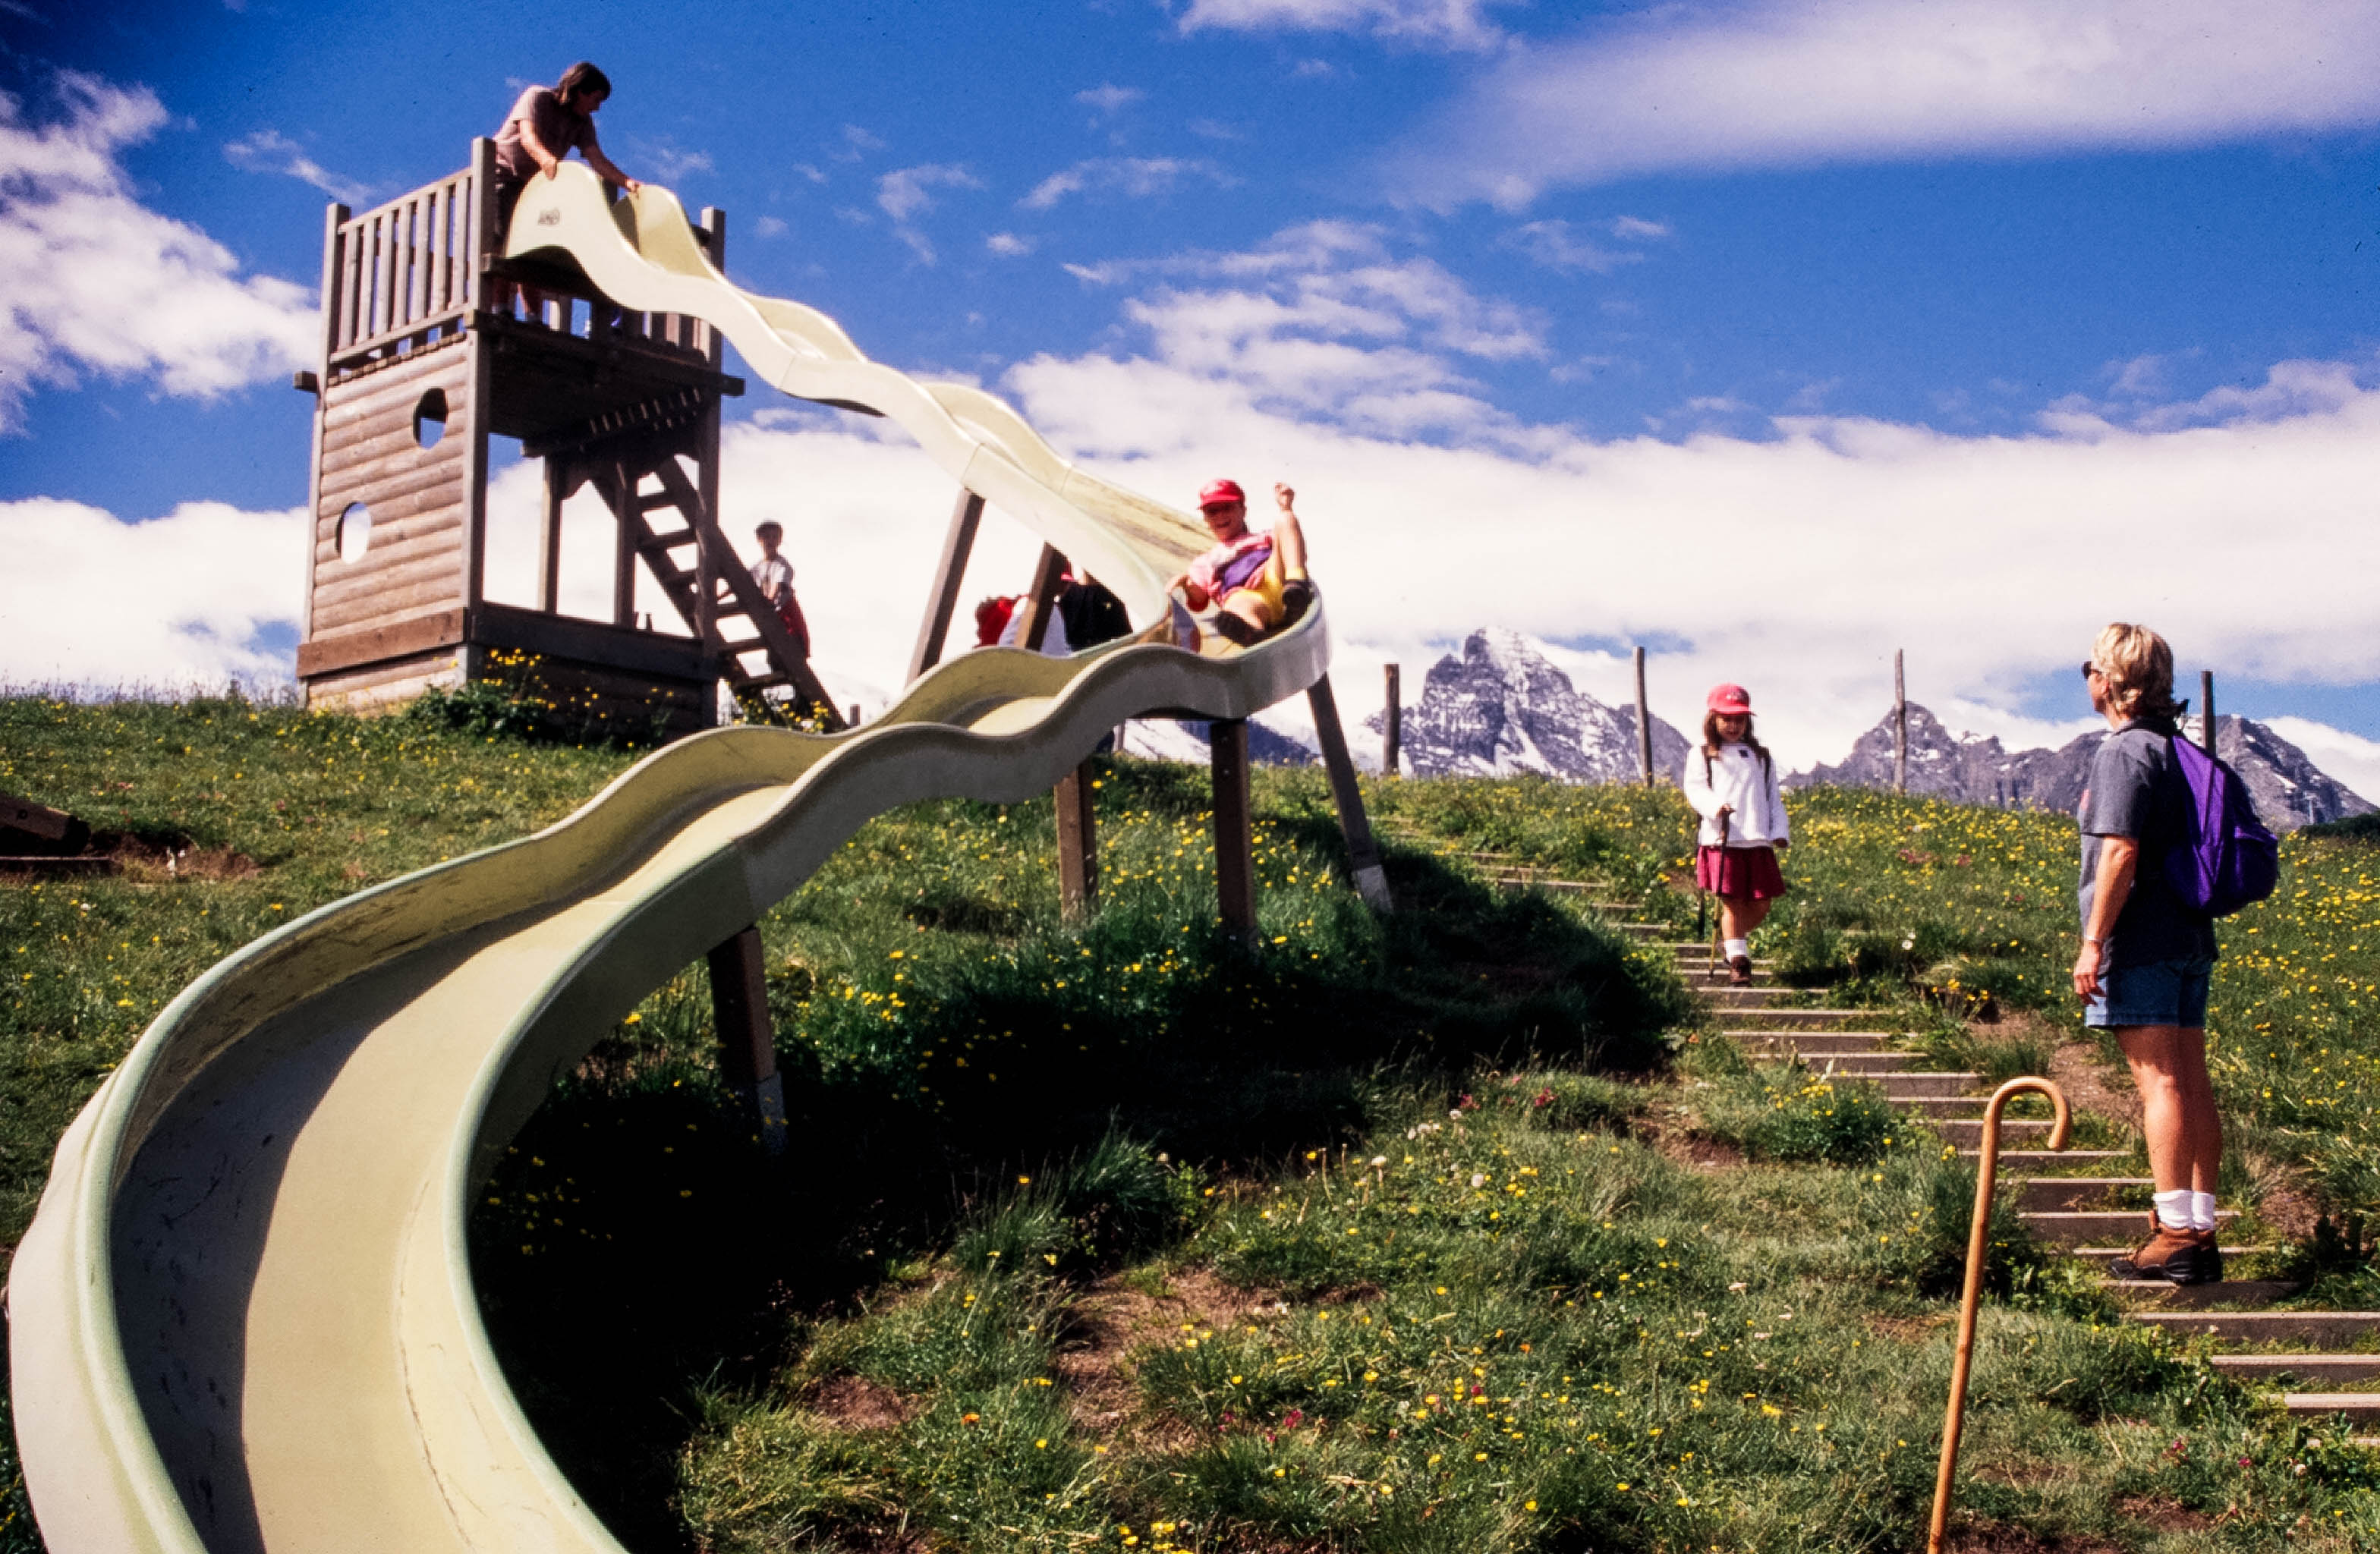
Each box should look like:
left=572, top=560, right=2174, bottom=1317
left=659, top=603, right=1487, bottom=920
left=11, top=703, right=2380, bottom=1550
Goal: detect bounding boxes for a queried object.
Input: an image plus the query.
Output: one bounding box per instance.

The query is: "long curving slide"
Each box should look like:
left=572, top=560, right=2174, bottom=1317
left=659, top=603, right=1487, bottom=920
left=9, top=165, right=1331, bottom=1552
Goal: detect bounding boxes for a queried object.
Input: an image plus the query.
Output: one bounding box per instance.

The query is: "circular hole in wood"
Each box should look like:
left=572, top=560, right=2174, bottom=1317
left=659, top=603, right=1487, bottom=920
left=336, top=502, right=373, bottom=563
left=412, top=388, right=449, bottom=448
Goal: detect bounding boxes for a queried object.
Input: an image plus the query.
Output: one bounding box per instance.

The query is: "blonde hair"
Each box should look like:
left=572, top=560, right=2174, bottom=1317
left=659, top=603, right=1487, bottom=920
left=2090, top=622, right=2179, bottom=720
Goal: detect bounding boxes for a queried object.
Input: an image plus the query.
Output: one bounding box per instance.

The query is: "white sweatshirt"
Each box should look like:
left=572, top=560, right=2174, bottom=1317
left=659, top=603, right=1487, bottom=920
left=1683, top=741, right=1790, bottom=848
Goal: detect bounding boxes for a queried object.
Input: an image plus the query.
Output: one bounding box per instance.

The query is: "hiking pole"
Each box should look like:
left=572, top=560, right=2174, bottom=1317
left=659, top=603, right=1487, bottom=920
left=1706, top=810, right=1730, bottom=983
left=1928, top=1076, right=2070, bottom=1554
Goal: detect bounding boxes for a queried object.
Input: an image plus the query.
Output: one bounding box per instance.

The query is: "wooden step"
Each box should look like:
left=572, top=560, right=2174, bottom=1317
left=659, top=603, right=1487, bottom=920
left=2020, top=1177, right=2154, bottom=1211
left=2072, top=1246, right=2268, bottom=1266
left=1961, top=1149, right=2131, bottom=1171
left=1893, top=1095, right=1991, bottom=1117
left=1739, top=1031, right=1899, bottom=1055
left=2213, top=1355, right=2380, bottom=1383
left=1870, top=1072, right=1982, bottom=1100
left=1724, top=1008, right=1877, bottom=1030
left=2129, top=1311, right=2380, bottom=1345
left=2103, top=1279, right=2303, bottom=1309
left=2025, top=1210, right=2237, bottom=1245
left=2287, top=1394, right=2380, bottom=1421
left=1787, top=1051, right=1925, bottom=1075
left=1934, top=1117, right=2057, bottom=1146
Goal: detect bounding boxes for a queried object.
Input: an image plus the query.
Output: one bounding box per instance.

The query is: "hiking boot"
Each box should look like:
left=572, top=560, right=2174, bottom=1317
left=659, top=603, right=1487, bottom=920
left=1728, top=955, right=1753, bottom=986
left=2108, top=1215, right=2212, bottom=1285
left=2193, top=1226, right=2224, bottom=1284
left=1212, top=612, right=1261, bottom=646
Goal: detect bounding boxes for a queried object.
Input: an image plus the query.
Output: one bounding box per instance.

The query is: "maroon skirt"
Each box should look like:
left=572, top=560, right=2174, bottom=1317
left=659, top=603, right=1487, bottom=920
left=1696, top=844, right=1787, bottom=900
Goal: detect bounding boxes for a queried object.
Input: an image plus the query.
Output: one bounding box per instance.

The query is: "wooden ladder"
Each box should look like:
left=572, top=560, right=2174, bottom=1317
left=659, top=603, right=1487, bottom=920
left=592, top=451, right=845, bottom=728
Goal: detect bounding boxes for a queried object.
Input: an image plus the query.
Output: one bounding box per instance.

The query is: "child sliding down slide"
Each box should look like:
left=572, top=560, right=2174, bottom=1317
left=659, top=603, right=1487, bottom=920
left=1167, top=479, right=1314, bottom=649
left=1683, top=684, right=1790, bottom=986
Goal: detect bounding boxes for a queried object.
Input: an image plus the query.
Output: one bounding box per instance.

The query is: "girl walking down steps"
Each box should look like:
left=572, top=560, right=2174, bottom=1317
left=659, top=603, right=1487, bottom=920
left=1684, top=684, right=1790, bottom=986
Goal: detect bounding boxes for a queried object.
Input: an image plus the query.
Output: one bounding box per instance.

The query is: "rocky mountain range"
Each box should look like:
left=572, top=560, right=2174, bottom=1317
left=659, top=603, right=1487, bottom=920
left=1364, top=629, right=1692, bottom=783
left=1794, top=703, right=2375, bottom=831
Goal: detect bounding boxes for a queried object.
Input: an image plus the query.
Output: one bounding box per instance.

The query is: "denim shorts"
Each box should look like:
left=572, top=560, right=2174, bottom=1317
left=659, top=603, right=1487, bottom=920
left=2084, top=955, right=2214, bottom=1030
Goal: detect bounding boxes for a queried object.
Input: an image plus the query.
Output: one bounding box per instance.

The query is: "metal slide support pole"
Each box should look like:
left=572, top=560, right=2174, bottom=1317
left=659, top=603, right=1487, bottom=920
left=1305, top=674, right=1393, bottom=913
left=1055, top=760, right=1098, bottom=921
left=908, top=489, right=985, bottom=682
left=704, top=927, right=789, bottom=1156
left=1634, top=645, right=1654, bottom=788
left=1382, top=664, right=1402, bottom=777
left=1210, top=719, right=1258, bottom=943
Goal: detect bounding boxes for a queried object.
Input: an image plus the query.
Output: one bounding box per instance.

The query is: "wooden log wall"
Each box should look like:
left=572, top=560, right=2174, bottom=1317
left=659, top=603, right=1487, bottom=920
left=307, top=345, right=474, bottom=643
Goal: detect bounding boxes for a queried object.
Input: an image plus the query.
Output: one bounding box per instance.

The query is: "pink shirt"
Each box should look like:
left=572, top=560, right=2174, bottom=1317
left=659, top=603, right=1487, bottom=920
left=1189, top=531, right=1274, bottom=599
left=493, top=87, right=600, bottom=180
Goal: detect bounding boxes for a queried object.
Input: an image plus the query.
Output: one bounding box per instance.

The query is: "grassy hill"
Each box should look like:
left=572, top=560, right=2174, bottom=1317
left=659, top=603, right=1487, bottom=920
left=4, top=700, right=2380, bottom=1549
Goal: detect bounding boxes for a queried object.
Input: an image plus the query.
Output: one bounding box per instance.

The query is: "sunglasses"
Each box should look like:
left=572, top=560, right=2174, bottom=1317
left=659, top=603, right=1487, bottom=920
left=2079, top=662, right=2100, bottom=680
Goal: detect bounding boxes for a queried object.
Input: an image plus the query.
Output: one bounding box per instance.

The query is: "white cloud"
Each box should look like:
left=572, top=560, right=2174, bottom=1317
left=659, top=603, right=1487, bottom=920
left=1609, top=215, right=1670, bottom=241
left=639, top=142, right=715, bottom=184
left=874, top=163, right=984, bottom=264
left=222, top=129, right=374, bottom=203
left=0, top=72, right=316, bottom=428
left=2042, top=357, right=2374, bottom=437
left=0, top=497, right=304, bottom=688
left=1075, top=83, right=1144, bottom=118
left=1019, top=157, right=1234, bottom=211
left=753, top=215, right=789, bottom=238
left=2264, top=719, right=2380, bottom=810
left=986, top=231, right=1034, bottom=257
left=1178, top=0, right=1511, bottom=50
left=1397, top=0, right=2380, bottom=207
left=1500, top=219, right=1643, bottom=275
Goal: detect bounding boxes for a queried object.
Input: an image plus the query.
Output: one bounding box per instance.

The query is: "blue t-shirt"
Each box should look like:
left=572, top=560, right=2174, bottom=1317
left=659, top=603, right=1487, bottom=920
left=2077, top=717, right=2217, bottom=967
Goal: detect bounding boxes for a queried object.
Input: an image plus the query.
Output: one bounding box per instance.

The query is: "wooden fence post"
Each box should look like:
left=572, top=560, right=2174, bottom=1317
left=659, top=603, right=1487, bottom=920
left=1055, top=760, right=1098, bottom=921
left=1305, top=675, right=1393, bottom=913
left=1014, top=545, right=1068, bottom=653
left=705, top=927, right=789, bottom=1156
left=1894, top=649, right=1909, bottom=795
left=1210, top=719, right=1257, bottom=942
left=1634, top=645, right=1654, bottom=788
left=1382, top=664, right=1402, bottom=777
left=2202, top=670, right=2218, bottom=757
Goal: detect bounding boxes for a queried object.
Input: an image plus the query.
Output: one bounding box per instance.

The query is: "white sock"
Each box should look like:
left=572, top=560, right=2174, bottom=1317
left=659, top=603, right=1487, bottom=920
left=1723, top=937, right=1750, bottom=961
left=2190, top=1191, right=2219, bottom=1234
left=2152, top=1189, right=2193, bottom=1232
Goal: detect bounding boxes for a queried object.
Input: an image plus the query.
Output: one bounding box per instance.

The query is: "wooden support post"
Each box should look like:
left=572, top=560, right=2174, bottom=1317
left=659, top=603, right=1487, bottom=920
left=610, top=460, right=638, bottom=628
left=1210, top=719, right=1257, bottom=942
left=537, top=455, right=567, bottom=614
left=1305, top=675, right=1393, bottom=912
left=692, top=458, right=720, bottom=648
left=2202, top=670, right=2218, bottom=757
left=1055, top=760, right=1098, bottom=921
left=1894, top=649, right=1909, bottom=795
left=908, top=489, right=985, bottom=682
left=1382, top=664, right=1402, bottom=777
left=848, top=703, right=861, bottom=728
left=1014, top=544, right=1068, bottom=652
left=704, top=927, right=789, bottom=1156
left=1634, top=645, right=1654, bottom=788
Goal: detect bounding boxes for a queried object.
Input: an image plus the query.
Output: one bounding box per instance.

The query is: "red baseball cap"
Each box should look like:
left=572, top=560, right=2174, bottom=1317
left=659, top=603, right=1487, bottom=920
left=1197, top=478, right=1246, bottom=511
left=1705, top=684, right=1753, bottom=715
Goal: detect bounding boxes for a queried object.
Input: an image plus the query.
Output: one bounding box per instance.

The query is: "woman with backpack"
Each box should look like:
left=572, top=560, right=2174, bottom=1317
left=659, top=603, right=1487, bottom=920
left=2073, top=623, right=2228, bottom=1286
left=1683, top=684, right=1790, bottom=986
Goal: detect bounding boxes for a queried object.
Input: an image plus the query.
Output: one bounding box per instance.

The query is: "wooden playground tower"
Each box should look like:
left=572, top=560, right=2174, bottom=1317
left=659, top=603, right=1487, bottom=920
left=293, top=140, right=839, bottom=732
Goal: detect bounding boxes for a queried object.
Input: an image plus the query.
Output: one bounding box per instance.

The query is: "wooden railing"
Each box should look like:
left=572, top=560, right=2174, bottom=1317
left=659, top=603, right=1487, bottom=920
left=320, top=140, right=722, bottom=373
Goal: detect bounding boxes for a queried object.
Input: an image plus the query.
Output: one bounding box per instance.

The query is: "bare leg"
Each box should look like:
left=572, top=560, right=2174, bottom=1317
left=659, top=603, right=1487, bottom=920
left=1273, top=510, right=1307, bottom=575
left=1717, top=895, right=1773, bottom=940
left=2115, top=1024, right=2219, bottom=1195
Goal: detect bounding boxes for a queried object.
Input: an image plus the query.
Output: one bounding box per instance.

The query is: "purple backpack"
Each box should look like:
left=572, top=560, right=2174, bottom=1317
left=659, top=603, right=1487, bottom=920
left=2164, top=735, right=2278, bottom=916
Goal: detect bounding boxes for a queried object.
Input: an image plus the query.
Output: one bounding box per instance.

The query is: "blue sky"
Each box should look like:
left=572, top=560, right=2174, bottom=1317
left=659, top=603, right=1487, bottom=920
left=6, top=0, right=2380, bottom=790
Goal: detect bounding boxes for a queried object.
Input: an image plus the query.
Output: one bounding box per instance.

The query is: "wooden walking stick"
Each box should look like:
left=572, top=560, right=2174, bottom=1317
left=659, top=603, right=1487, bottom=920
left=1928, top=1076, right=2070, bottom=1554
left=1705, top=810, right=1729, bottom=983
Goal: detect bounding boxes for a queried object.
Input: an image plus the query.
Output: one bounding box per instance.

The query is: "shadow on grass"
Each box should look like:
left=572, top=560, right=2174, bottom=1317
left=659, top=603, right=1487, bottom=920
left=472, top=829, right=1690, bottom=1551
